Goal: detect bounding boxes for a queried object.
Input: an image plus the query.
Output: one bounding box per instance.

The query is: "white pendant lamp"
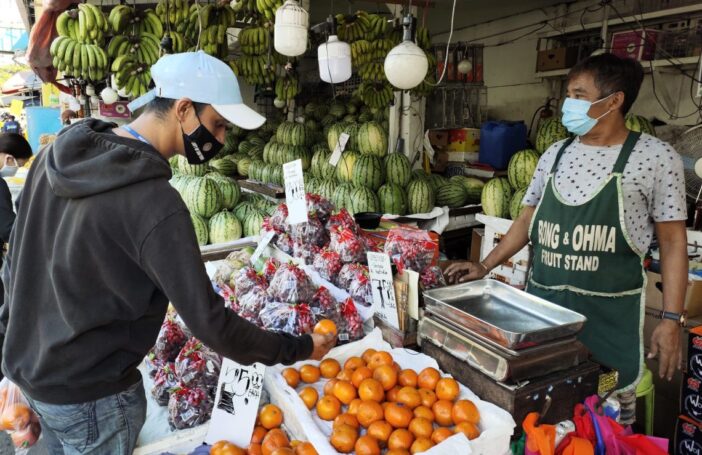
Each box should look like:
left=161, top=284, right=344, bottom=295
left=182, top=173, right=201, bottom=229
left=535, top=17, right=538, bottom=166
left=274, top=0, right=309, bottom=57
left=318, top=35, right=352, bottom=84
left=384, top=14, right=428, bottom=90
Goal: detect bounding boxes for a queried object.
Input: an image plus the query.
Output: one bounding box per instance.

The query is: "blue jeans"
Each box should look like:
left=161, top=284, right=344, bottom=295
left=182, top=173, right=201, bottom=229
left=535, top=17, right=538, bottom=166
left=23, top=380, right=146, bottom=455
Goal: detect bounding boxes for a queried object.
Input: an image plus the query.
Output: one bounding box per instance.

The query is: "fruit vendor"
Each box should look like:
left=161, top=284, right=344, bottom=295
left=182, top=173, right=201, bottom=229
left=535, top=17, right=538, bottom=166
left=446, top=53, right=687, bottom=424
left=0, top=51, right=335, bottom=454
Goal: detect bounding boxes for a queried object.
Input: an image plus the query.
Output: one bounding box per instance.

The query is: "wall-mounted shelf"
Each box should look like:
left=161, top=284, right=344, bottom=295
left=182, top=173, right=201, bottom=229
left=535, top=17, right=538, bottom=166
left=534, top=55, right=701, bottom=79
left=539, top=4, right=702, bottom=39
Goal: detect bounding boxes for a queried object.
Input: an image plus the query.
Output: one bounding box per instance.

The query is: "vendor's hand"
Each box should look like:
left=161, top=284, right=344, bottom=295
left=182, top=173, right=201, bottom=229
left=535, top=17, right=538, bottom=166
left=444, top=261, right=488, bottom=284
left=309, top=333, right=336, bottom=360
left=648, top=319, right=682, bottom=380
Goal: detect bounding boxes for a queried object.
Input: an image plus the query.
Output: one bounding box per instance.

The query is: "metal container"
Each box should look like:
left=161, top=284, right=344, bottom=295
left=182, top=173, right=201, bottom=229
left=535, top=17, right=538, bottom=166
left=422, top=279, right=586, bottom=350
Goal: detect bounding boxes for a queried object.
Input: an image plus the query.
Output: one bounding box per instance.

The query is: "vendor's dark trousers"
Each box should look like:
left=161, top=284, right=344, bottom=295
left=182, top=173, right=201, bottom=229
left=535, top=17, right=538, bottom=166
left=23, top=380, right=146, bottom=455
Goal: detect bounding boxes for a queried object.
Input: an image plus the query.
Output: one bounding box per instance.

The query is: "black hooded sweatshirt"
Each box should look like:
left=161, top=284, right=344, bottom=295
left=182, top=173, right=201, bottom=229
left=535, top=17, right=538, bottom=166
left=0, top=119, right=312, bottom=404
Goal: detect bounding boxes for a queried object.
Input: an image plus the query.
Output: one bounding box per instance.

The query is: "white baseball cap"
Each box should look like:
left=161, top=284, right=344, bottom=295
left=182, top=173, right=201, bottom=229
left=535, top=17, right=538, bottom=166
left=128, top=51, right=266, bottom=130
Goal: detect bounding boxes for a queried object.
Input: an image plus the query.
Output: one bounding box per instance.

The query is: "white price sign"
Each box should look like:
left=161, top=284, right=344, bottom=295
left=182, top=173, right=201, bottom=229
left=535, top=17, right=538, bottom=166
left=367, top=251, right=400, bottom=329
left=206, top=360, right=266, bottom=447
left=250, top=230, right=275, bottom=264
left=329, top=132, right=350, bottom=166
left=283, top=159, right=308, bottom=225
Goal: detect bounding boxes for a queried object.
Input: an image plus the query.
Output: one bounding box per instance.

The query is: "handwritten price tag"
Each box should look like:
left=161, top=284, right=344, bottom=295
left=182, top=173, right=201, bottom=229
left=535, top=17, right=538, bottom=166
left=206, top=359, right=266, bottom=447
left=284, top=159, right=308, bottom=225
left=251, top=230, right=275, bottom=265
left=329, top=133, right=350, bottom=166
left=367, top=251, right=400, bottom=329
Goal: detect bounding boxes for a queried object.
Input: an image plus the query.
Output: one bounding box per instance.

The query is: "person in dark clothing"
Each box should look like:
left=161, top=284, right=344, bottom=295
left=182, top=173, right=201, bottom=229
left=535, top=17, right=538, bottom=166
left=1, top=116, right=21, bottom=135
left=0, top=134, right=32, bottom=243
left=0, top=51, right=335, bottom=454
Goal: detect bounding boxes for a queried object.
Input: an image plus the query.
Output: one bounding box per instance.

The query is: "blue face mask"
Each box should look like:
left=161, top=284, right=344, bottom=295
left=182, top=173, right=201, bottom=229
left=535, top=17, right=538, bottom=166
left=561, top=94, right=613, bottom=136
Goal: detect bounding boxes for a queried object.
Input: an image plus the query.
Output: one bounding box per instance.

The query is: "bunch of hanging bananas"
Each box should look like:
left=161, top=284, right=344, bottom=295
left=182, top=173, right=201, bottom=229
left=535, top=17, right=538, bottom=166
left=228, top=59, right=239, bottom=76
left=274, top=73, right=300, bottom=101
left=336, top=11, right=389, bottom=43
left=112, top=54, right=152, bottom=97
left=50, top=36, right=109, bottom=81
left=358, top=62, right=385, bottom=82
left=417, top=26, right=431, bottom=51
left=237, top=54, right=276, bottom=85
left=350, top=40, right=371, bottom=68
left=238, top=26, right=269, bottom=56
left=55, top=4, right=108, bottom=46
left=107, top=33, right=162, bottom=66
left=165, top=31, right=188, bottom=53
left=255, top=0, right=283, bottom=22
left=156, top=0, right=190, bottom=35
left=231, top=0, right=257, bottom=21
left=184, top=3, right=236, bottom=58
left=356, top=80, right=394, bottom=109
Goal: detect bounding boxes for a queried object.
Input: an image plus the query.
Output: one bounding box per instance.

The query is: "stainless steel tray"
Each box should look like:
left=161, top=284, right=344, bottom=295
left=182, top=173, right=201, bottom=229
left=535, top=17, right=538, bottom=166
left=422, top=279, right=586, bottom=349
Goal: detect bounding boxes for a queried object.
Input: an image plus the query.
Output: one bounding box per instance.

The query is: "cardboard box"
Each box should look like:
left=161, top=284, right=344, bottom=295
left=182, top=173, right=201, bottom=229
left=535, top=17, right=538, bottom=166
left=476, top=214, right=531, bottom=289
left=676, top=414, right=702, bottom=454
left=428, top=130, right=449, bottom=149
left=470, top=228, right=484, bottom=263
left=447, top=128, right=480, bottom=153
left=645, top=271, right=702, bottom=317
left=610, top=29, right=660, bottom=61
left=536, top=47, right=578, bottom=72
left=447, top=151, right=480, bottom=164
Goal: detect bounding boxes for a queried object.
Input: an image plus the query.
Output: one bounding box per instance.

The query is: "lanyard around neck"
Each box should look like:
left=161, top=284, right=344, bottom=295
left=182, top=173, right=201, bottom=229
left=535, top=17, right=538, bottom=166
left=122, top=125, right=151, bottom=146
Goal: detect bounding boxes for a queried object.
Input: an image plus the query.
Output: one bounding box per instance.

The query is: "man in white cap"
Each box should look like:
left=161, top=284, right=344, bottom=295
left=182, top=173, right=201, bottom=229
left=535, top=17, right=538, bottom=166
left=0, top=51, right=335, bottom=454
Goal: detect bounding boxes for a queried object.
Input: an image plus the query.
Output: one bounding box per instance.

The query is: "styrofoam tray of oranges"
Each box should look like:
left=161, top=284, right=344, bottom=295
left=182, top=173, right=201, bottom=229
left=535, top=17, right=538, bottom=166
left=264, top=328, right=516, bottom=455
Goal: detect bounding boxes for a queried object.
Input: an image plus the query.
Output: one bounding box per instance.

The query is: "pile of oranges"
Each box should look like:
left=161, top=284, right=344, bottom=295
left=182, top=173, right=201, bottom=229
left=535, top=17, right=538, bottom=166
left=281, top=349, right=482, bottom=454
left=211, top=404, right=318, bottom=455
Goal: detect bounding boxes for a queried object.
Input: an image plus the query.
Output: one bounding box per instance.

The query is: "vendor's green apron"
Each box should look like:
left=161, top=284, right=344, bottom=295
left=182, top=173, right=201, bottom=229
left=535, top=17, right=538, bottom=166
left=528, top=131, right=646, bottom=391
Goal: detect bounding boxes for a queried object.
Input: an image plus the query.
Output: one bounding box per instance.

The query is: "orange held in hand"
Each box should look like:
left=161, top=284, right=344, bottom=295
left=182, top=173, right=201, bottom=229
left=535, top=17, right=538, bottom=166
left=314, top=319, right=338, bottom=337
left=211, top=441, right=246, bottom=455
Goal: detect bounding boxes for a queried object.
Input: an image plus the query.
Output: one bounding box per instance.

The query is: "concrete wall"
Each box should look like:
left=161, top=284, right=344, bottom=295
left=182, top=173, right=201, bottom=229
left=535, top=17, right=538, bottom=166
left=434, top=0, right=702, bottom=134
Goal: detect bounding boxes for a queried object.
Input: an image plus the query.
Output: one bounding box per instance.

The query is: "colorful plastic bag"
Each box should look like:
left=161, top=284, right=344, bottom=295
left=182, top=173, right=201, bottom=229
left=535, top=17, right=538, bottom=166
left=0, top=379, right=41, bottom=451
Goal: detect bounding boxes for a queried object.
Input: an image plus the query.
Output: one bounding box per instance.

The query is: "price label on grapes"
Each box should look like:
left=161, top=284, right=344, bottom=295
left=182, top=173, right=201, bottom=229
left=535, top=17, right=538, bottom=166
left=206, top=359, right=266, bottom=447
left=367, top=251, right=400, bottom=329
left=283, top=159, right=308, bottom=225
left=250, top=230, right=276, bottom=265
left=329, top=133, right=350, bottom=166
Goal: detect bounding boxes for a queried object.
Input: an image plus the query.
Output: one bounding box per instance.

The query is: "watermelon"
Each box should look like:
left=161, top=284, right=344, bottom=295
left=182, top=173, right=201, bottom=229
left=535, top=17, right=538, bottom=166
left=535, top=118, right=569, bottom=154
left=209, top=158, right=237, bottom=176
left=406, top=179, right=435, bottom=214
left=249, top=160, right=266, bottom=181
left=357, top=122, right=388, bottom=157
left=321, top=114, right=336, bottom=128
left=205, top=173, right=241, bottom=209
left=332, top=183, right=354, bottom=209
left=184, top=177, right=223, bottom=218
left=306, top=177, right=320, bottom=195
left=510, top=188, right=528, bottom=220
left=190, top=213, right=209, bottom=245
left=449, top=175, right=484, bottom=203
left=243, top=210, right=265, bottom=237
left=260, top=164, right=274, bottom=184
left=179, top=158, right=208, bottom=176
left=335, top=151, right=359, bottom=183
left=384, top=153, right=411, bottom=187
left=348, top=186, right=380, bottom=214
left=209, top=210, right=242, bottom=244
left=481, top=177, right=513, bottom=218
left=248, top=136, right=266, bottom=148
left=223, top=131, right=238, bottom=153
left=233, top=202, right=259, bottom=223
left=352, top=155, right=385, bottom=191
left=327, top=123, right=348, bottom=153
left=428, top=173, right=450, bottom=192
left=378, top=183, right=408, bottom=215
left=625, top=114, right=656, bottom=136
left=311, top=148, right=335, bottom=180
left=411, top=169, right=430, bottom=181
left=237, top=158, right=252, bottom=177
left=271, top=165, right=283, bottom=186
left=436, top=183, right=468, bottom=208
left=507, top=149, right=539, bottom=190
left=317, top=179, right=336, bottom=201
left=238, top=140, right=253, bottom=155
left=329, top=103, right=346, bottom=119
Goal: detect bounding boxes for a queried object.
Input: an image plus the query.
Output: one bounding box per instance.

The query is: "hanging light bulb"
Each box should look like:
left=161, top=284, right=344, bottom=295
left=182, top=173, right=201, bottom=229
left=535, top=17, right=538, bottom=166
left=274, top=0, right=308, bottom=57
left=318, top=16, right=351, bottom=84
left=384, top=14, right=428, bottom=90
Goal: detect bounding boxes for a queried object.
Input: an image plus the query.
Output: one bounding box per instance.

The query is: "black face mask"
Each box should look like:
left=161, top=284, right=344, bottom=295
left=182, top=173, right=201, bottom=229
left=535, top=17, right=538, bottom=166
left=181, top=112, right=223, bottom=164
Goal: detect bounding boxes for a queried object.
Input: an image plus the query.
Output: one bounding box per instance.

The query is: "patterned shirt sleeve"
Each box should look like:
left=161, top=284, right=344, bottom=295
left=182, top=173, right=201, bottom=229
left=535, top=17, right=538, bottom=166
left=649, top=140, right=687, bottom=222
left=522, top=141, right=562, bottom=207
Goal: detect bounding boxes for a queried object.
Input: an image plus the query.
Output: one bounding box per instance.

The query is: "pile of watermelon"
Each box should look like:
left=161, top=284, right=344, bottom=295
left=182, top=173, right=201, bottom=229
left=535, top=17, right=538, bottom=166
left=482, top=149, right=540, bottom=220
